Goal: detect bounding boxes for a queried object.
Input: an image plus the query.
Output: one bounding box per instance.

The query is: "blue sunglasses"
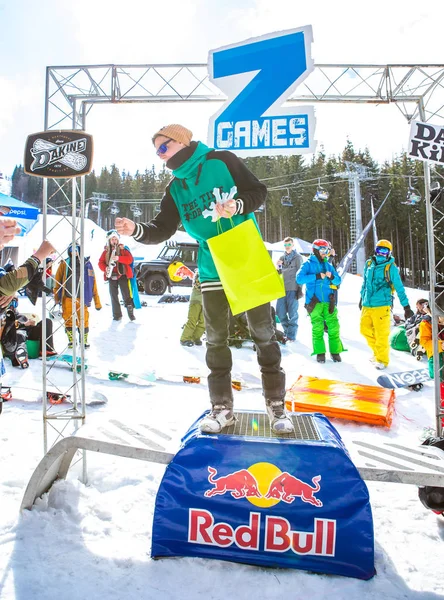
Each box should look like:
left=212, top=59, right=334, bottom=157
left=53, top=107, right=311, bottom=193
left=156, top=139, right=173, bottom=156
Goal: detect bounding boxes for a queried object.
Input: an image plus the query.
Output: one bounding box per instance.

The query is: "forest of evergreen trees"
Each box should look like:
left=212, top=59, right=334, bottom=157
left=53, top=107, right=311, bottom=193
left=10, top=140, right=444, bottom=287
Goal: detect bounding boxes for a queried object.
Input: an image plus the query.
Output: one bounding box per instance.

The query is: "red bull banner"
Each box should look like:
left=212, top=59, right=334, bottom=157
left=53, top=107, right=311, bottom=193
left=152, top=412, right=375, bottom=580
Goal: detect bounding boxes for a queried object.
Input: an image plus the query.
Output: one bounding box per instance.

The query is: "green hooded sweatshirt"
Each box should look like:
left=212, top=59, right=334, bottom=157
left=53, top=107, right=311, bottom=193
left=169, top=142, right=258, bottom=282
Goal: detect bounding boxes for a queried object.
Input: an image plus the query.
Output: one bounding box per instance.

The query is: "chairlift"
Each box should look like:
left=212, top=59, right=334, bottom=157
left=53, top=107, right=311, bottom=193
left=313, top=179, right=329, bottom=202
left=91, top=202, right=99, bottom=211
left=109, top=203, right=120, bottom=215
left=280, top=188, right=293, bottom=207
left=403, top=177, right=422, bottom=205
left=130, top=204, right=143, bottom=218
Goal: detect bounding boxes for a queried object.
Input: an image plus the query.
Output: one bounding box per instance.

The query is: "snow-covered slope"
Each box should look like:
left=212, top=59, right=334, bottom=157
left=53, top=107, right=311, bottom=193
left=0, top=269, right=442, bottom=599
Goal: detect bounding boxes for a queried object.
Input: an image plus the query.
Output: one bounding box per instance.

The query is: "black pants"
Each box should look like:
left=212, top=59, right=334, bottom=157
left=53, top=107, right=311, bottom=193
left=202, top=289, right=285, bottom=408
left=26, top=318, right=55, bottom=352
left=109, top=276, right=132, bottom=319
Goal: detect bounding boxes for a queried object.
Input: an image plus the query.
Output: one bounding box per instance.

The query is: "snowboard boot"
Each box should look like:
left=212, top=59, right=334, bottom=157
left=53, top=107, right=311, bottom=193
left=84, top=332, right=90, bottom=349
left=180, top=340, right=194, bottom=347
left=316, top=353, right=326, bottom=363
left=194, top=339, right=203, bottom=346
left=200, top=404, right=235, bottom=433
left=331, top=353, right=342, bottom=363
left=265, top=399, right=295, bottom=434
left=66, top=328, right=74, bottom=349
left=14, top=347, right=29, bottom=369
left=127, top=305, right=136, bottom=321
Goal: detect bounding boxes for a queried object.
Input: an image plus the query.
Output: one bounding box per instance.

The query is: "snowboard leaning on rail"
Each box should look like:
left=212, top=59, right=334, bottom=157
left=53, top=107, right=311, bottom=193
left=377, top=367, right=431, bottom=391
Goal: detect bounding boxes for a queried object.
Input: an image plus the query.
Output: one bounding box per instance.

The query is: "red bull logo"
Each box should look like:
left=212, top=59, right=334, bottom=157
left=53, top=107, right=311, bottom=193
left=204, top=466, right=261, bottom=499
left=174, top=264, right=194, bottom=280
left=265, top=472, right=322, bottom=507
left=188, top=510, right=336, bottom=556
left=204, top=463, right=322, bottom=507
left=190, top=463, right=334, bottom=556
left=168, top=261, right=194, bottom=282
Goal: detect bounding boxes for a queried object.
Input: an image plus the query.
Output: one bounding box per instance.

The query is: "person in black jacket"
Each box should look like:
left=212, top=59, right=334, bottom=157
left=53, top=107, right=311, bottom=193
left=115, top=124, right=293, bottom=435
left=276, top=237, right=303, bottom=342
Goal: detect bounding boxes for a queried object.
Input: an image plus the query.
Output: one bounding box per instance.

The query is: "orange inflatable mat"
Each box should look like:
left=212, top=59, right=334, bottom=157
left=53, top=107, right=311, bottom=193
left=285, top=375, right=395, bottom=427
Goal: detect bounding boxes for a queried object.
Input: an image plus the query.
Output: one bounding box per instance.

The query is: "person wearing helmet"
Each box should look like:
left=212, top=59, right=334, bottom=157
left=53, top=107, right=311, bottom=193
left=54, top=243, right=102, bottom=349
left=296, top=239, right=345, bottom=363
left=360, top=239, right=413, bottom=369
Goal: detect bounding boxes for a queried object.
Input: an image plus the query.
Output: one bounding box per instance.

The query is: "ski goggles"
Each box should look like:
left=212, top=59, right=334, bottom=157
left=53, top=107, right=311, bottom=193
left=283, top=243, right=293, bottom=248
left=156, top=139, right=173, bottom=156
left=375, top=246, right=390, bottom=256
left=313, top=245, right=330, bottom=255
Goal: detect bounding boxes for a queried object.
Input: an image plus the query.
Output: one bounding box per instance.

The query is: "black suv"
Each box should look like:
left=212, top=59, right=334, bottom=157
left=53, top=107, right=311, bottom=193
left=135, top=241, right=198, bottom=295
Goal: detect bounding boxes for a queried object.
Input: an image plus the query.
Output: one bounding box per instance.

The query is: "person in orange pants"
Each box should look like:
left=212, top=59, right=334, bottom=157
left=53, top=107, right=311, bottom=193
left=54, top=244, right=102, bottom=348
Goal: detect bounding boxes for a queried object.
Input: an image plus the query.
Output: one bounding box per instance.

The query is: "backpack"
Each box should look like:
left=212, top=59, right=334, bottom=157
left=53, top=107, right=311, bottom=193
left=418, top=437, right=444, bottom=514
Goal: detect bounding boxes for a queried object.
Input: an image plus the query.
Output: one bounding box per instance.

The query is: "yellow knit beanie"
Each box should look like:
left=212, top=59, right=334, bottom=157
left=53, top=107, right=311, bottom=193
left=152, top=124, right=193, bottom=146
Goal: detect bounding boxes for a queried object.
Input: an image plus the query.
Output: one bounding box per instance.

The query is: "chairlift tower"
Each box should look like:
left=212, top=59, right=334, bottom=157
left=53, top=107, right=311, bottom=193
left=337, top=162, right=372, bottom=274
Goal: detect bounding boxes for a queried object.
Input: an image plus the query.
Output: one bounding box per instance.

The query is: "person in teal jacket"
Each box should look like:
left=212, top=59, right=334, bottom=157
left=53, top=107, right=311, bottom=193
left=296, top=239, right=345, bottom=363
left=114, top=124, right=293, bottom=436
left=360, top=239, right=413, bottom=369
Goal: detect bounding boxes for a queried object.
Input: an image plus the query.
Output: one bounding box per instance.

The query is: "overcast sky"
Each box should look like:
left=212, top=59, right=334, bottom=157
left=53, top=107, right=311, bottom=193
left=1, top=0, right=443, bottom=178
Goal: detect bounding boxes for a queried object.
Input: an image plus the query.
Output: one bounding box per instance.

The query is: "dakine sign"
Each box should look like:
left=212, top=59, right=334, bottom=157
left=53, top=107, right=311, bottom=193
left=24, top=130, right=93, bottom=178
left=208, top=26, right=316, bottom=156
left=408, top=121, right=444, bottom=164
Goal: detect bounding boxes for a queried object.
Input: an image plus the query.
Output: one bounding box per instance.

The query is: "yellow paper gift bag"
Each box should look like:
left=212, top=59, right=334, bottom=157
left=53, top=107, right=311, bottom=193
left=207, top=218, right=285, bottom=315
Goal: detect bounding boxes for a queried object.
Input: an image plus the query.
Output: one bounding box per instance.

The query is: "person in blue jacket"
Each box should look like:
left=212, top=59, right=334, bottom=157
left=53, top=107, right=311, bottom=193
left=296, top=239, right=345, bottom=363
left=360, top=239, right=413, bottom=369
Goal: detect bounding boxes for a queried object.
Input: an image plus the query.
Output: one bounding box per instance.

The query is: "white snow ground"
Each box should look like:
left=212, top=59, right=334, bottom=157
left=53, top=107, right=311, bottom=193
left=0, top=238, right=444, bottom=599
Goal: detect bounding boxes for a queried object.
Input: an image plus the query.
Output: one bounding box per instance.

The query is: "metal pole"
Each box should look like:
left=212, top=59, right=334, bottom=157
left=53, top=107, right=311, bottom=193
left=42, top=178, right=48, bottom=455
left=354, top=175, right=365, bottom=274
left=418, top=100, right=442, bottom=436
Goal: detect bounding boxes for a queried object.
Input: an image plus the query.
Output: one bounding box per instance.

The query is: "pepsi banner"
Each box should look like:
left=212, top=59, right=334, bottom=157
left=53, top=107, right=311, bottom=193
left=24, top=130, right=94, bottom=179
left=152, top=412, right=375, bottom=580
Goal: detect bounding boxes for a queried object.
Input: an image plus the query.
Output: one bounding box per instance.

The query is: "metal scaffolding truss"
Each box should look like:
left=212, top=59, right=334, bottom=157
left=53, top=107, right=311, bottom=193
left=45, top=63, right=444, bottom=130
left=42, top=61, right=444, bottom=460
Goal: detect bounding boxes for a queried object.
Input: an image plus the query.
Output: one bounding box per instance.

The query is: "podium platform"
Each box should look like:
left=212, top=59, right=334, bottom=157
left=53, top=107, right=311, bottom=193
left=152, top=411, right=375, bottom=580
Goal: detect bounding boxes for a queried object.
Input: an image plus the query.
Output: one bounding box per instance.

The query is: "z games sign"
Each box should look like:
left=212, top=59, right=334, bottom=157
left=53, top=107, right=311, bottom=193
left=408, top=121, right=444, bottom=164
left=208, top=26, right=316, bottom=156
left=24, top=130, right=93, bottom=178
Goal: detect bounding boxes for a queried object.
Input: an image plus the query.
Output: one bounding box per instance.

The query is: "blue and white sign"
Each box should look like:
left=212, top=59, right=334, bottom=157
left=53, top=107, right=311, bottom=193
left=208, top=26, right=316, bottom=156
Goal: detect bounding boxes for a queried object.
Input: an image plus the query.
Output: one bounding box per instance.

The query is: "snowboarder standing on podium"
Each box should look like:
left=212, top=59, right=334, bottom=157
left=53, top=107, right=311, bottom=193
left=296, top=239, right=345, bottom=363
left=359, top=239, right=413, bottom=370
left=114, top=123, right=294, bottom=435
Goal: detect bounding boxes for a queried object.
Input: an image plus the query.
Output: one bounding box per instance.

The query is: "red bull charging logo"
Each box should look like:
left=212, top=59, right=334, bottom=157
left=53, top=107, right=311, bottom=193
left=188, top=463, right=335, bottom=556
left=204, top=462, right=323, bottom=507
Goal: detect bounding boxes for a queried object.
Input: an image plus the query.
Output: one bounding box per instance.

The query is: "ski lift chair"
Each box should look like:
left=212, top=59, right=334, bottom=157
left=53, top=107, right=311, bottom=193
left=130, top=204, right=143, bottom=218
left=313, top=179, right=329, bottom=202
left=280, top=188, right=293, bottom=207
left=91, top=202, right=99, bottom=212
left=109, top=203, right=120, bottom=215
left=404, top=178, right=422, bottom=206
